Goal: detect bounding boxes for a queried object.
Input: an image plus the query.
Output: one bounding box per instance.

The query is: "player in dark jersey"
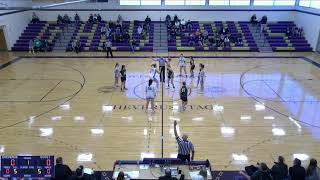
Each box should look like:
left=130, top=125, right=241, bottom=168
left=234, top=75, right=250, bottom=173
left=180, top=81, right=189, bottom=111
left=120, top=65, right=127, bottom=91
left=166, top=58, right=175, bottom=90
left=190, top=57, right=195, bottom=78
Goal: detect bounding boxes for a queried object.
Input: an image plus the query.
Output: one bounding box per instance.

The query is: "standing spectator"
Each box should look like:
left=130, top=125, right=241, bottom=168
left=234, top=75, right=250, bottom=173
left=105, top=39, right=113, bottom=58
left=74, top=13, right=80, bottom=24
left=31, top=12, right=40, bottom=24
left=145, top=15, right=151, bottom=25
left=239, top=162, right=272, bottom=180
left=165, top=14, right=171, bottom=26
left=63, top=14, right=71, bottom=24
left=173, top=120, right=195, bottom=162
left=120, top=65, right=127, bottom=91
left=88, top=14, right=94, bottom=23
left=138, top=25, right=143, bottom=36
left=71, top=166, right=93, bottom=180
left=224, top=35, right=230, bottom=48
left=101, top=26, right=107, bottom=36
left=97, top=14, right=102, bottom=22
left=130, top=37, right=138, bottom=53
left=271, top=156, right=288, bottom=180
left=57, top=14, right=63, bottom=24
left=53, top=157, right=72, bottom=180
left=186, top=20, right=192, bottom=31
left=173, top=15, right=179, bottom=23
left=93, top=14, right=98, bottom=22
left=289, top=158, right=306, bottom=180
left=306, top=159, right=320, bottom=180
left=29, top=39, right=34, bottom=54
left=260, top=15, right=268, bottom=33
left=74, top=40, right=81, bottom=54
left=145, top=79, right=157, bottom=113
left=117, top=14, right=123, bottom=24
left=250, top=14, right=258, bottom=25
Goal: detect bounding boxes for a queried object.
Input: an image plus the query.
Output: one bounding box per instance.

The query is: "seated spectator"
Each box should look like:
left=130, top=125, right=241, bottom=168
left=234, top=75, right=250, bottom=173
left=74, top=13, right=80, bottom=24
left=44, top=40, right=51, bottom=52
left=31, top=12, right=40, bottom=24
left=101, top=26, right=107, bottom=36
left=218, top=33, right=225, bottom=47
left=190, top=166, right=207, bottom=180
left=298, top=27, right=304, bottom=37
left=201, top=30, right=208, bottom=40
left=289, top=158, right=306, bottom=180
left=224, top=36, right=230, bottom=48
left=130, top=37, right=138, bottom=53
left=158, top=169, right=178, bottom=180
left=186, top=20, right=192, bottom=31
left=71, top=166, right=93, bottom=180
left=271, top=156, right=288, bottom=180
left=97, top=14, right=102, bottom=22
left=294, top=27, right=299, bottom=37
left=109, top=20, right=115, bottom=29
left=224, top=27, right=229, bottom=35
left=250, top=14, right=258, bottom=25
left=123, top=31, right=130, bottom=42
left=33, top=37, right=43, bottom=52
left=143, top=23, right=151, bottom=34
left=63, top=14, right=71, bottom=24
left=74, top=40, right=81, bottom=54
left=260, top=15, right=268, bottom=32
left=93, top=14, right=98, bottom=22
left=194, top=29, right=200, bottom=38
left=57, top=14, right=63, bottom=24
left=188, top=33, right=196, bottom=47
left=106, top=26, right=111, bottom=37
left=286, top=27, right=291, bottom=37
left=88, top=14, right=94, bottom=23
left=180, top=19, right=186, bottom=30
left=306, top=158, right=320, bottom=180
left=175, top=20, right=180, bottom=29
left=54, top=157, right=72, bottom=180
left=237, top=35, right=243, bottom=46
left=145, top=15, right=151, bottom=25
left=138, top=25, right=143, bottom=36
left=239, top=162, right=272, bottom=180
left=116, top=22, right=122, bottom=31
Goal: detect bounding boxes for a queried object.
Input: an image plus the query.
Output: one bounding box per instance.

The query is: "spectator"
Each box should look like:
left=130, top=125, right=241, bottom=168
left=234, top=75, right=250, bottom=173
left=53, top=157, right=72, bottom=180
left=117, top=14, right=123, bottom=24
left=93, top=14, right=98, bottom=22
left=105, top=39, right=113, bottom=58
left=239, top=162, right=272, bottom=180
left=159, top=169, right=178, bottom=180
left=73, top=40, right=81, bottom=54
left=97, top=14, right=102, bottom=22
left=180, top=19, right=186, bottom=30
left=175, top=20, right=180, bottom=29
left=188, top=33, right=196, bottom=47
left=173, top=14, right=179, bottom=23
left=63, top=14, right=71, bottom=24
left=145, top=15, right=151, bottom=25
left=29, top=39, right=34, bottom=54
left=289, top=158, right=306, bottom=180
left=218, top=33, right=225, bottom=47
left=165, top=14, right=171, bottom=26
left=260, top=15, right=268, bottom=32
left=71, top=166, right=93, bottom=180
left=286, top=27, right=291, bottom=37
left=57, top=14, right=63, bottom=24
left=123, top=31, right=130, bottom=42
left=173, top=120, right=195, bottom=162
left=237, top=35, right=243, bottom=46
left=74, top=13, right=80, bottom=24
left=271, top=156, right=288, bottom=180
left=306, top=159, right=320, bottom=180
left=138, top=25, right=143, bottom=36
left=31, top=12, right=40, bottom=24
left=224, top=36, right=230, bottom=48
left=117, top=171, right=125, bottom=180
left=186, top=20, right=192, bottom=31
left=106, top=26, right=111, bottom=38
left=88, top=14, right=94, bottom=23
left=191, top=166, right=207, bottom=180
left=298, top=27, right=304, bottom=37
left=102, top=41, right=107, bottom=52
left=101, top=26, right=107, bottom=36
left=130, top=37, right=138, bottom=53
left=250, top=14, right=258, bottom=25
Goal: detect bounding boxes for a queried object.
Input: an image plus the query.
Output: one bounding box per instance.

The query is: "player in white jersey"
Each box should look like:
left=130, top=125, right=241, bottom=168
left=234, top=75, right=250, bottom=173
left=197, top=63, right=205, bottom=93
left=114, top=63, right=120, bottom=89
left=149, top=64, right=160, bottom=90
left=145, top=79, right=157, bottom=113
left=178, top=53, right=187, bottom=77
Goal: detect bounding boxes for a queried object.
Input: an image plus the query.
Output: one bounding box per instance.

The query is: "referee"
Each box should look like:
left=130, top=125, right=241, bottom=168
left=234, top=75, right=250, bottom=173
left=153, top=56, right=166, bottom=82
left=173, top=120, right=195, bottom=162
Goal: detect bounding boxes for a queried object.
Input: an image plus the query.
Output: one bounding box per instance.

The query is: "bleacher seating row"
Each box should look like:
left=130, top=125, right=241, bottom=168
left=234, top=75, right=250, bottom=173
left=11, top=20, right=313, bottom=52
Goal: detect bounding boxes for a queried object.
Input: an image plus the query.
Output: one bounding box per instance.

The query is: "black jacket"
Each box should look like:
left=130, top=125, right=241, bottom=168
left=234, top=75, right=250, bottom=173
left=271, top=162, right=288, bottom=180
left=53, top=164, right=72, bottom=180
left=289, top=165, right=306, bottom=180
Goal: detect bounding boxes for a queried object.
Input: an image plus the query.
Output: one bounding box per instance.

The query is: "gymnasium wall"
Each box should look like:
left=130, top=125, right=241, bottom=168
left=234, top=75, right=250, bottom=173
left=0, top=10, right=31, bottom=50
left=294, top=7, right=320, bottom=51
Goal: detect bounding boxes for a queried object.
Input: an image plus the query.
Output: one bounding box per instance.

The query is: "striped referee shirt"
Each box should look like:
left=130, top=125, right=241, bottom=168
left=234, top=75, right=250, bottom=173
left=176, top=137, right=194, bottom=155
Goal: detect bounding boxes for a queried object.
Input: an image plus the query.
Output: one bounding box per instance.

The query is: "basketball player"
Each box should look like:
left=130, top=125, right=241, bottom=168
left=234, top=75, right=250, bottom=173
left=149, top=64, right=160, bottom=90
left=145, top=79, right=157, bottom=113
left=166, top=58, right=175, bottom=89
left=180, top=81, right=189, bottom=111
left=120, top=65, right=127, bottom=91
left=197, top=63, right=205, bottom=93
left=190, top=57, right=195, bottom=78
left=114, top=63, right=120, bottom=89
left=179, top=54, right=187, bottom=77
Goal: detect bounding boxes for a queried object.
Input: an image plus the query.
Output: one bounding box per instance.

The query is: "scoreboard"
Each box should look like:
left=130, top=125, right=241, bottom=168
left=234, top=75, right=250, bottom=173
left=0, top=156, right=54, bottom=178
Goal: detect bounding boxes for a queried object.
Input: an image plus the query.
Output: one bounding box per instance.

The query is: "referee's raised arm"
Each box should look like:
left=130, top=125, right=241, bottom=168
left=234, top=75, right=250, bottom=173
left=173, top=120, right=195, bottom=162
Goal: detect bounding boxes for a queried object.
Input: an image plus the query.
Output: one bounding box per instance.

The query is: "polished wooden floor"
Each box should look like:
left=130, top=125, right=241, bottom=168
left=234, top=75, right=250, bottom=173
left=0, top=52, right=320, bottom=171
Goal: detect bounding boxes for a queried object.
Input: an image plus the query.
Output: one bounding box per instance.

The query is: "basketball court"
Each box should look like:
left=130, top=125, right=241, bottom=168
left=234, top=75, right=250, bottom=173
left=0, top=52, right=320, bottom=171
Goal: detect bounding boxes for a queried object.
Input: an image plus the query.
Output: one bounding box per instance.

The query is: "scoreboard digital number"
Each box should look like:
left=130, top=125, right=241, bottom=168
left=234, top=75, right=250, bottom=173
left=0, top=156, right=54, bottom=178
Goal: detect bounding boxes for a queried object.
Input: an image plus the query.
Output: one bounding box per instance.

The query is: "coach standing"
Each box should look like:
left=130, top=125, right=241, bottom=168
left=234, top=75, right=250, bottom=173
left=174, top=120, right=195, bottom=162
